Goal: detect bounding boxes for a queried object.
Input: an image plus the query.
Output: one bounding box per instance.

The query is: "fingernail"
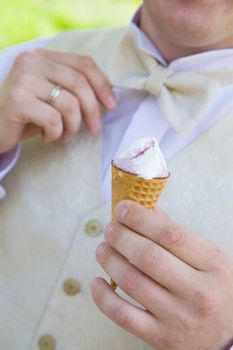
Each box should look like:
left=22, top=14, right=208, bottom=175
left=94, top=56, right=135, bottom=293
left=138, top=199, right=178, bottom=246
left=104, top=222, right=113, bottom=239
left=96, top=242, right=107, bottom=257
left=107, top=95, right=117, bottom=109
left=115, top=203, right=128, bottom=220
left=91, top=119, right=102, bottom=133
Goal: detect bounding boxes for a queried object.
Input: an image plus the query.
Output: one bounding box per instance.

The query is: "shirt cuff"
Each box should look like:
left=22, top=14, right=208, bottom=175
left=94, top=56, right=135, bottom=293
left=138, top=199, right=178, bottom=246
left=224, top=340, right=233, bottom=350
left=0, top=145, right=20, bottom=199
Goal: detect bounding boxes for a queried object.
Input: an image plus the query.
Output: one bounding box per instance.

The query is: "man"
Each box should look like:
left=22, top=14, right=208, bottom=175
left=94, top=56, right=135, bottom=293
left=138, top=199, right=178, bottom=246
left=0, top=1, right=233, bottom=349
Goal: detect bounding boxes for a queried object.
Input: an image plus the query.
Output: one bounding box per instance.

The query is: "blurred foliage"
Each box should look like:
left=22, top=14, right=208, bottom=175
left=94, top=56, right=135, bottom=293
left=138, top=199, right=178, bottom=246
left=0, top=0, right=141, bottom=50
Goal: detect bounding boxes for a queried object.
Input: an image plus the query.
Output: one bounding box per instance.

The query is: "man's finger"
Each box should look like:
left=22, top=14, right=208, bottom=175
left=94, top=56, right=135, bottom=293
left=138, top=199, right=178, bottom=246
left=38, top=58, right=102, bottom=133
left=114, top=200, right=218, bottom=271
left=38, top=82, right=82, bottom=142
left=36, top=49, right=117, bottom=111
left=96, top=241, right=181, bottom=322
left=91, top=277, right=161, bottom=348
left=104, top=221, right=199, bottom=297
left=21, top=99, right=63, bottom=143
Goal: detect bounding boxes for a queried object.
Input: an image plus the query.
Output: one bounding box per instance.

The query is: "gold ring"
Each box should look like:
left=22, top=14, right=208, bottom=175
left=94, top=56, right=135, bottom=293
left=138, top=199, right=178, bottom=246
left=47, top=85, right=62, bottom=104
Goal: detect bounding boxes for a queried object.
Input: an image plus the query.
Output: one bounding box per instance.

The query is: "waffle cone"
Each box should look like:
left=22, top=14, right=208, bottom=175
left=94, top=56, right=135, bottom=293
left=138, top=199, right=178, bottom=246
left=110, top=163, right=168, bottom=290
left=111, top=163, right=168, bottom=220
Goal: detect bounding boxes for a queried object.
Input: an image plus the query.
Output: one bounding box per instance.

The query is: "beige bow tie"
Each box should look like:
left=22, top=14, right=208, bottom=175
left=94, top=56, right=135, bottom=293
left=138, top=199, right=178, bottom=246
left=106, top=30, right=233, bottom=135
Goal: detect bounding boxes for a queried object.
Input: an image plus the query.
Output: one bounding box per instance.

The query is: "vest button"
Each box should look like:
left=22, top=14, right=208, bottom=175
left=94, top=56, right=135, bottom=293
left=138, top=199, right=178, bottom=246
left=38, top=335, right=56, bottom=350
left=63, top=278, right=81, bottom=296
left=85, top=219, right=103, bottom=236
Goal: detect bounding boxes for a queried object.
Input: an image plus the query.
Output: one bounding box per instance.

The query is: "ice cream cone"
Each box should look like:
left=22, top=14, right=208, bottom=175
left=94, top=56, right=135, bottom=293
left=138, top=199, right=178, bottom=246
left=111, top=163, right=168, bottom=220
left=110, top=163, right=169, bottom=290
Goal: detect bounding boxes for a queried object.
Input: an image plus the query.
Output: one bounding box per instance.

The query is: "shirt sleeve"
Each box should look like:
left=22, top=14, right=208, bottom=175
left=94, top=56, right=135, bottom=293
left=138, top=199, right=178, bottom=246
left=0, top=36, right=52, bottom=199
left=0, top=146, right=20, bottom=199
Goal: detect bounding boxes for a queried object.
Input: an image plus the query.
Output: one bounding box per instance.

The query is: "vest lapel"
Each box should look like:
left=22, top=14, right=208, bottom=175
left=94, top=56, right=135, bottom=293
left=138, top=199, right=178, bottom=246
left=160, top=111, right=233, bottom=257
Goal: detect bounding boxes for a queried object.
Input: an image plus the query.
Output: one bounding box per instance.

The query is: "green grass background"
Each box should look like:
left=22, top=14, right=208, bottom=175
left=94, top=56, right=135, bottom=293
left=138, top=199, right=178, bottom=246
left=0, top=0, right=141, bottom=50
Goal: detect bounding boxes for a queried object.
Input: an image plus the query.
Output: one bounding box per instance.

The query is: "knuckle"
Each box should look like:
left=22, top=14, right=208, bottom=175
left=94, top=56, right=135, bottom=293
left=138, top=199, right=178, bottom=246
left=160, top=223, right=185, bottom=249
left=93, top=288, right=106, bottom=309
left=48, top=111, right=61, bottom=128
left=77, top=73, right=87, bottom=86
left=159, top=328, right=181, bottom=349
left=69, top=75, right=79, bottom=93
left=122, top=272, right=138, bottom=294
left=194, top=287, right=217, bottom=317
left=14, top=51, right=37, bottom=67
left=52, top=127, right=63, bottom=140
left=107, top=222, right=122, bottom=247
left=95, top=244, right=110, bottom=265
left=68, top=118, right=81, bottom=135
left=66, top=96, right=80, bottom=113
left=127, top=202, right=144, bottom=226
left=141, top=245, right=161, bottom=270
left=70, top=96, right=80, bottom=111
left=81, top=55, right=96, bottom=70
left=115, top=305, right=133, bottom=328
left=74, top=74, right=88, bottom=93
left=178, top=311, right=198, bottom=332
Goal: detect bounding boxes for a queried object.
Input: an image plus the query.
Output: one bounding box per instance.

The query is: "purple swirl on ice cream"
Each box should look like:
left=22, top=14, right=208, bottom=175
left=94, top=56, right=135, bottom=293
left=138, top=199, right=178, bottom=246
left=113, top=138, right=168, bottom=180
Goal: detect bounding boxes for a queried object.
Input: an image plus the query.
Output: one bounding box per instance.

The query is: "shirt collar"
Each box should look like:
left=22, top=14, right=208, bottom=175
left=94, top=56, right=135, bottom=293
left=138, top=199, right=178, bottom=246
left=131, top=7, right=168, bottom=66
left=130, top=7, right=233, bottom=71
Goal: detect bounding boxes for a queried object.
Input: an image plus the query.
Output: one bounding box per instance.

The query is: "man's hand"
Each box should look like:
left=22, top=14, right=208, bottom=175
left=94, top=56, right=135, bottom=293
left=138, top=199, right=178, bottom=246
left=91, top=200, right=233, bottom=350
left=0, top=49, right=116, bottom=153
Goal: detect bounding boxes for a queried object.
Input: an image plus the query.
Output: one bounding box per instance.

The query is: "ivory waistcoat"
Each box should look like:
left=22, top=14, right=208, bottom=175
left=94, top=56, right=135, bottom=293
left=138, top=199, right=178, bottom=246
left=0, top=26, right=232, bottom=350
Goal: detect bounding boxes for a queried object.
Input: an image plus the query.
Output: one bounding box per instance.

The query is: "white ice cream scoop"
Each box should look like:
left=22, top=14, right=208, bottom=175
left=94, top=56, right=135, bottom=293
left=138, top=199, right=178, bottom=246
left=113, top=137, right=168, bottom=179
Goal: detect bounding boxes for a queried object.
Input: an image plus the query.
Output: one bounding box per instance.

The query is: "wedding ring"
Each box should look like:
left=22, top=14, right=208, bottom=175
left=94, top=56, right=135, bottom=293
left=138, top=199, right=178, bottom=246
left=47, top=85, right=62, bottom=104
left=110, top=279, right=117, bottom=291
